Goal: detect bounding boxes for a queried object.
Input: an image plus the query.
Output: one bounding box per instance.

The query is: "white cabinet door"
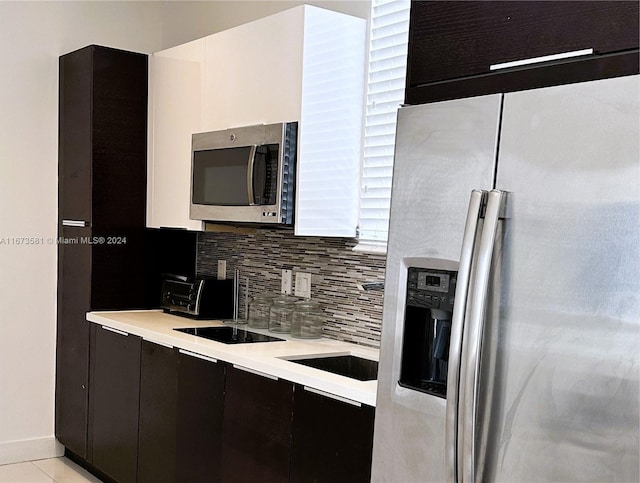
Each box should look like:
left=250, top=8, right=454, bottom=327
left=202, top=7, right=304, bottom=132
left=147, top=40, right=205, bottom=230
left=294, top=6, right=366, bottom=237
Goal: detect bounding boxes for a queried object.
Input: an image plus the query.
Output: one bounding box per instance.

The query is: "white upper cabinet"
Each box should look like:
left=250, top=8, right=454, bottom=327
left=147, top=5, right=366, bottom=236
left=147, top=39, right=206, bottom=230
left=202, top=7, right=305, bottom=131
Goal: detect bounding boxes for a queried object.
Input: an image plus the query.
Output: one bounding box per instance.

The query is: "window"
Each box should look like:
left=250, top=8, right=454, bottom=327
left=357, top=0, right=410, bottom=251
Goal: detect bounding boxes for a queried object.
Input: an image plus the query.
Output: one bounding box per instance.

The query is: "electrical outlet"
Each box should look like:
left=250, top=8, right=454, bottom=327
left=294, top=272, right=311, bottom=298
left=217, top=260, right=227, bottom=280
left=281, top=269, right=292, bottom=294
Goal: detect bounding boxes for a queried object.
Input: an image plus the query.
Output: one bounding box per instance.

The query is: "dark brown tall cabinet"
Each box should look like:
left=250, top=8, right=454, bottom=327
left=55, top=45, right=148, bottom=460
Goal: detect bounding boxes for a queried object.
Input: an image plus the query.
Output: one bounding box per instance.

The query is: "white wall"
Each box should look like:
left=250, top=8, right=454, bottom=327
left=0, top=0, right=368, bottom=464
left=159, top=0, right=370, bottom=47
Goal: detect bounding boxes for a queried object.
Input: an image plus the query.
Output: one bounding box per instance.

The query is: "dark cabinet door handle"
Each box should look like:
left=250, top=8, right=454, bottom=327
left=303, top=386, right=361, bottom=407
left=178, top=349, right=218, bottom=364
left=232, top=364, right=278, bottom=381
left=62, top=219, right=89, bottom=227
left=490, top=48, right=593, bottom=71
left=143, top=338, right=174, bottom=349
left=101, top=325, right=128, bottom=337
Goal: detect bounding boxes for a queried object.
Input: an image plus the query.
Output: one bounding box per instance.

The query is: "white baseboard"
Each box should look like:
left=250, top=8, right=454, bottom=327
left=0, top=436, right=64, bottom=465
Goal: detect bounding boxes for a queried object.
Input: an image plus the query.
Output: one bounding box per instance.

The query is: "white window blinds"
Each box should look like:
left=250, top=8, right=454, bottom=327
left=358, top=0, right=410, bottom=247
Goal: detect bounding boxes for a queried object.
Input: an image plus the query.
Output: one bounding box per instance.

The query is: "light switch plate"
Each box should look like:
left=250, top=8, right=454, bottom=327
left=217, top=260, right=226, bottom=280
left=294, top=272, right=311, bottom=298
left=281, top=269, right=292, bottom=294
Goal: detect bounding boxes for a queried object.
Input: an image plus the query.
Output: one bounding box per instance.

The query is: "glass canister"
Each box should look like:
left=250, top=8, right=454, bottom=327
left=248, top=293, right=278, bottom=329
left=291, top=300, right=324, bottom=339
left=268, top=295, right=296, bottom=333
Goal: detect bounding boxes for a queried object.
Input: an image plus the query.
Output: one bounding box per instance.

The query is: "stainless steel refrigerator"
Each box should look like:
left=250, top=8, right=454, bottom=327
left=372, top=74, right=639, bottom=482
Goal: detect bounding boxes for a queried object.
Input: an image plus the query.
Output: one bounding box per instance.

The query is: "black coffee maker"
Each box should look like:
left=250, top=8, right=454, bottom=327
left=398, top=267, right=457, bottom=398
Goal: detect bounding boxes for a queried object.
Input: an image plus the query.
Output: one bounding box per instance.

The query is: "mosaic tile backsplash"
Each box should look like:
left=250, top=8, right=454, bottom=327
left=197, top=229, right=386, bottom=348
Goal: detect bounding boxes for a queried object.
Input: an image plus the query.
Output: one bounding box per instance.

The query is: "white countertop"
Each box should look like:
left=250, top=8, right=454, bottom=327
left=87, top=310, right=378, bottom=407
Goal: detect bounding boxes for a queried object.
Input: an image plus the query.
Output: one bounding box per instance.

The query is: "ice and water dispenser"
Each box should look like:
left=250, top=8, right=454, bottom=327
left=399, top=267, right=457, bottom=398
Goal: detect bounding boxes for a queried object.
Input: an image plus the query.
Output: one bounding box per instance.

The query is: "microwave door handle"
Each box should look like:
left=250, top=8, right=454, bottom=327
left=247, top=145, right=258, bottom=205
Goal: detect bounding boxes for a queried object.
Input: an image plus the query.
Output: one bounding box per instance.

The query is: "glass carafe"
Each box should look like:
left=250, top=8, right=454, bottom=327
left=248, top=293, right=278, bottom=329
left=268, top=295, right=296, bottom=333
left=291, top=300, right=324, bottom=339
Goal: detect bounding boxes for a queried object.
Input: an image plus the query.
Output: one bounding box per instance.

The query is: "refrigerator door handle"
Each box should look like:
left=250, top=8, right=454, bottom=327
left=445, top=189, right=485, bottom=483
left=459, top=189, right=504, bottom=483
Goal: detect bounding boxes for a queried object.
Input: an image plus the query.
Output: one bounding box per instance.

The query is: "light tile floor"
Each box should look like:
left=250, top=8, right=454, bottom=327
left=0, top=458, right=101, bottom=483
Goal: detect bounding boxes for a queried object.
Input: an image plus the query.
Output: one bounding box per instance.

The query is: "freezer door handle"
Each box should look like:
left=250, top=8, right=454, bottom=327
left=445, top=189, right=485, bottom=483
left=458, top=189, right=504, bottom=483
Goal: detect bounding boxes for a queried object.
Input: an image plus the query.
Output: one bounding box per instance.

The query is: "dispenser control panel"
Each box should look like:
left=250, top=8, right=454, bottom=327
left=399, top=266, right=458, bottom=399
left=406, top=268, right=456, bottom=312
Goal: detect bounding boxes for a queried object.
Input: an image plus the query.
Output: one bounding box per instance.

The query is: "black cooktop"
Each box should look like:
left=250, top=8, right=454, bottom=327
left=174, top=326, right=284, bottom=344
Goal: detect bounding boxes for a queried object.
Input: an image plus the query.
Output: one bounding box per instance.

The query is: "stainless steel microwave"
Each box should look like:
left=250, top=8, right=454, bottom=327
left=190, top=122, right=297, bottom=225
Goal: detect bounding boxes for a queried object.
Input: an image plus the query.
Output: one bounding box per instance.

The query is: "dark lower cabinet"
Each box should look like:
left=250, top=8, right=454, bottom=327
left=221, top=366, right=294, bottom=483
left=290, top=386, right=375, bottom=483
left=55, top=227, right=92, bottom=458
left=137, top=341, right=178, bottom=483
left=88, top=325, right=142, bottom=483
left=139, top=343, right=229, bottom=483
left=175, top=350, right=226, bottom=483
left=82, top=334, right=376, bottom=483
